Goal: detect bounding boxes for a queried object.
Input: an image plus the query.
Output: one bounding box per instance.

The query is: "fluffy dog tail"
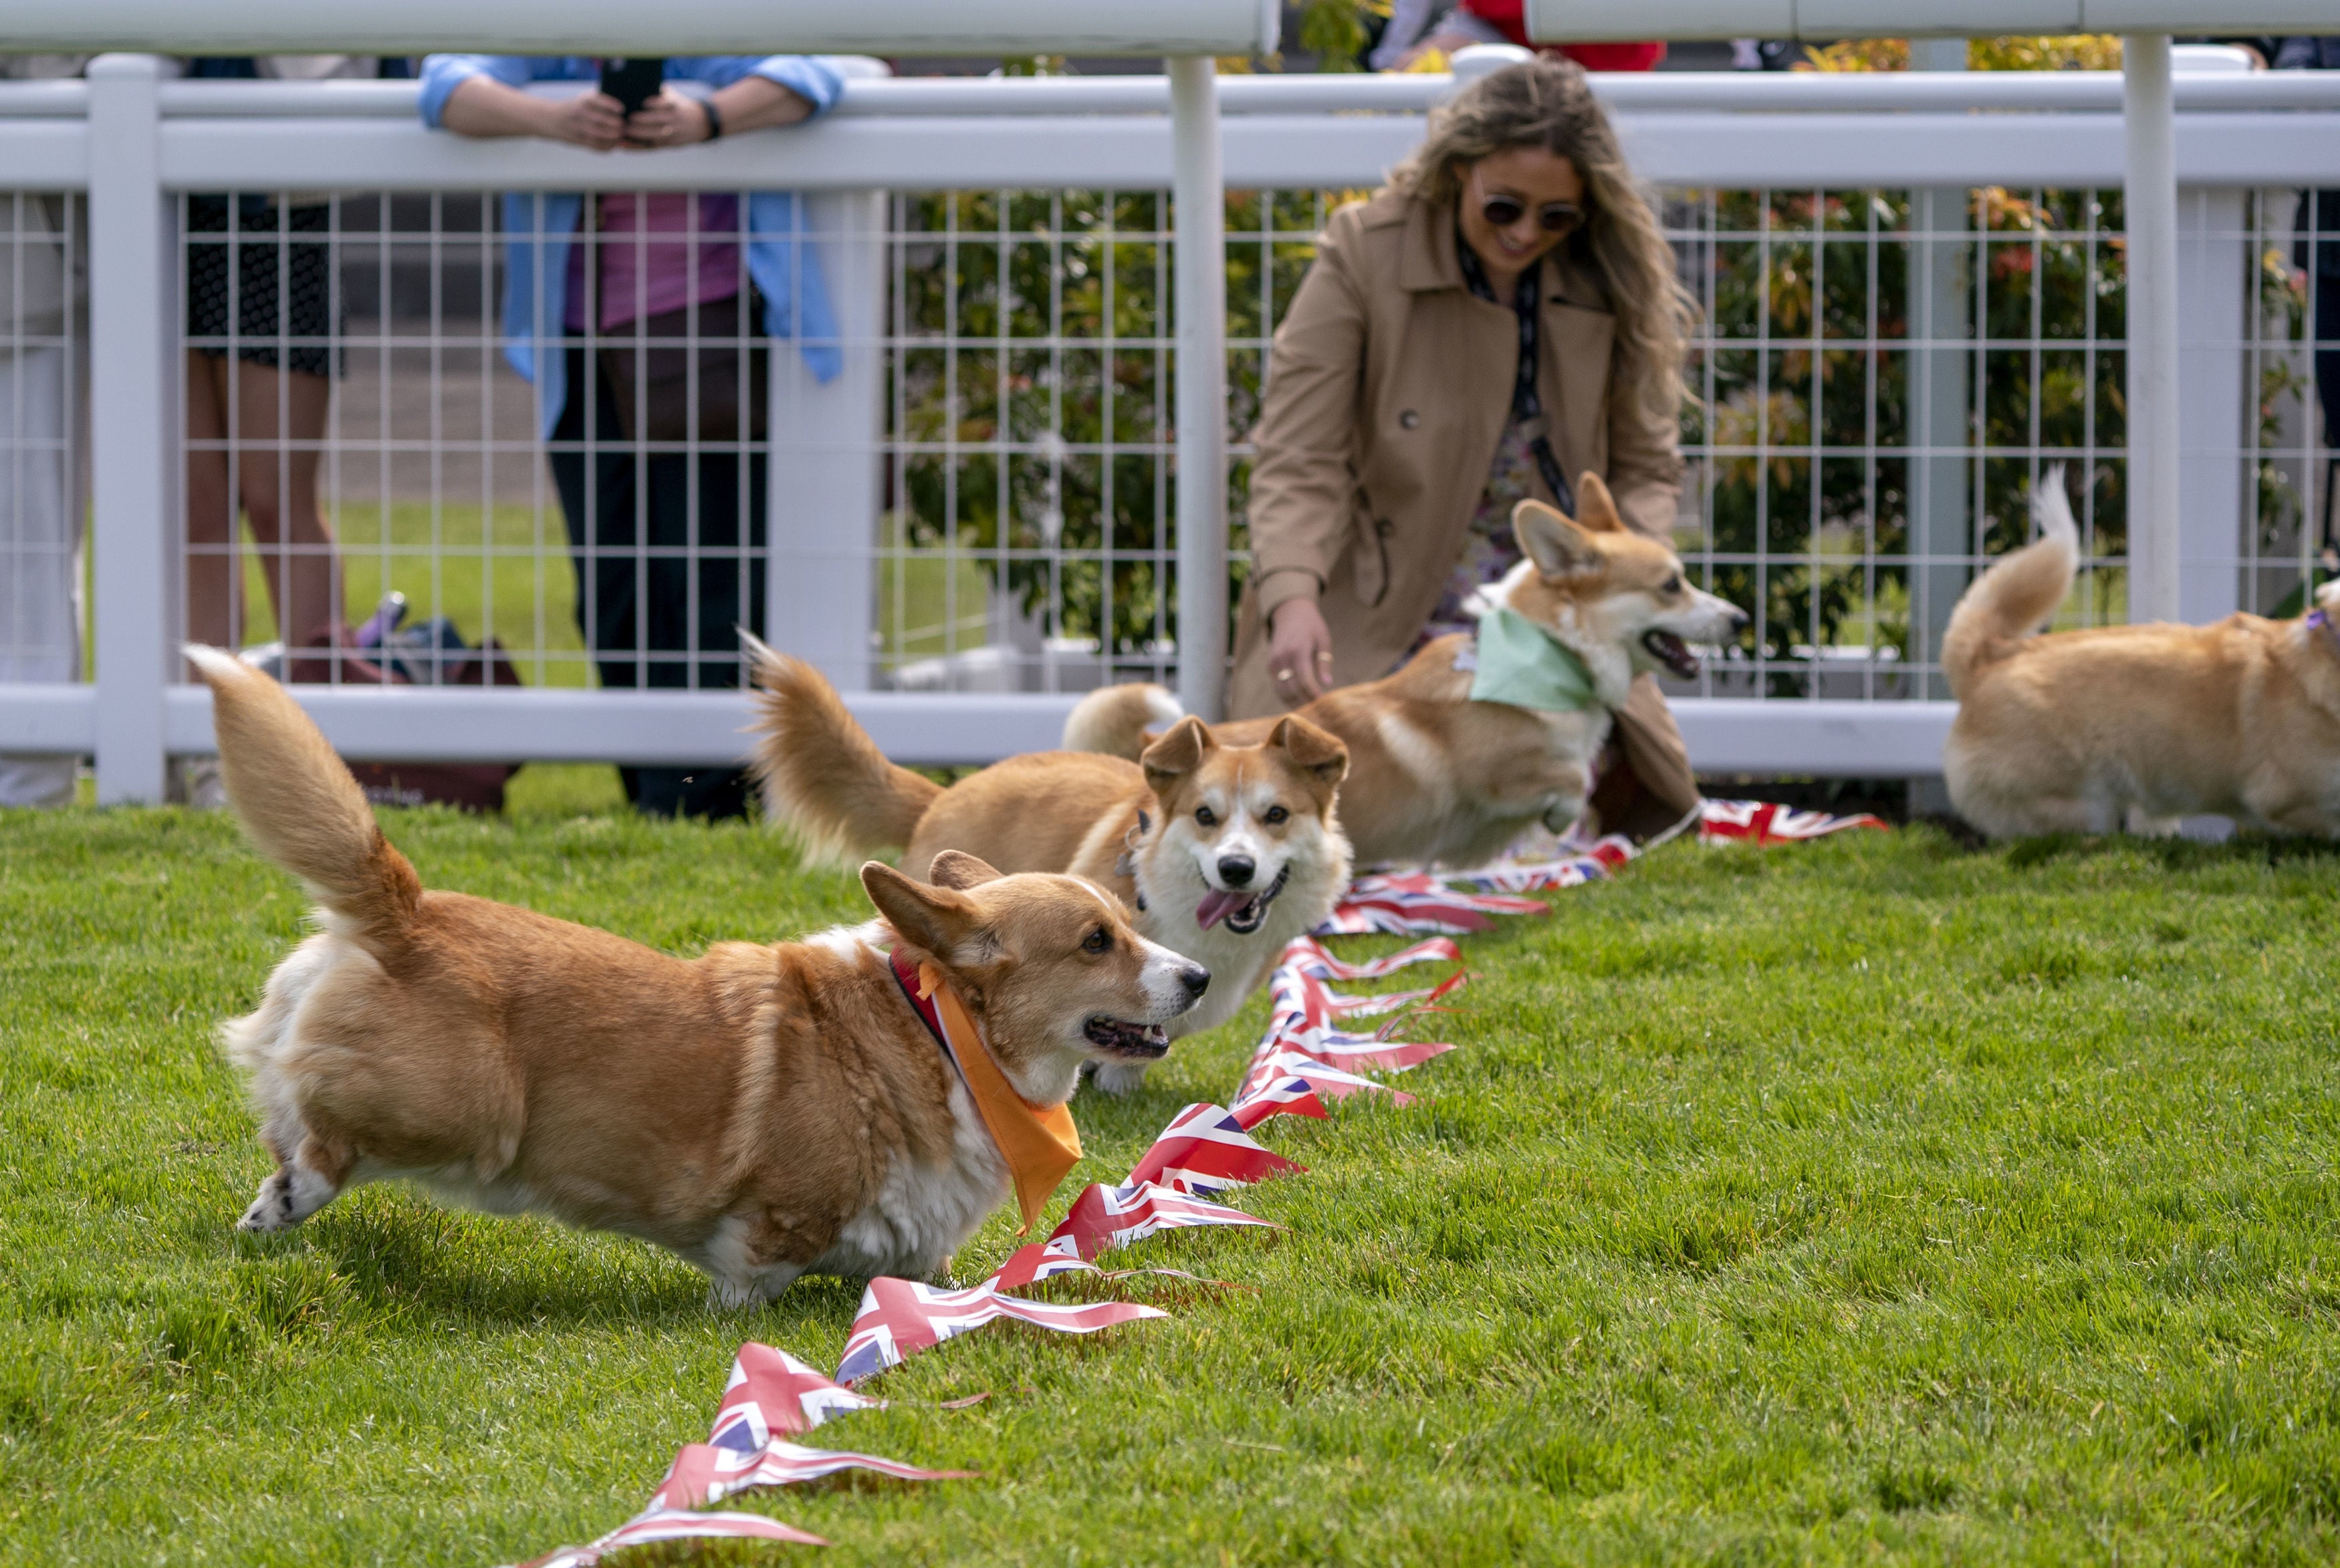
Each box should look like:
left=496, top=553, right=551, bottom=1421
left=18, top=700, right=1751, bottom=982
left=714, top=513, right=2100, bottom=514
left=1943, top=465, right=2079, bottom=698
left=745, top=634, right=942, bottom=864
left=1062, top=682, right=1184, bottom=762
left=185, top=646, right=421, bottom=954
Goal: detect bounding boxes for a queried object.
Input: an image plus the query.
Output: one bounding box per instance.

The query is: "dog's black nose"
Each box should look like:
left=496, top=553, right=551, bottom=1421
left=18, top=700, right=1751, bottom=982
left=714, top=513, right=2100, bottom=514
left=1729, top=607, right=1752, bottom=633
left=1217, top=855, right=1256, bottom=888
left=1180, top=964, right=1211, bottom=998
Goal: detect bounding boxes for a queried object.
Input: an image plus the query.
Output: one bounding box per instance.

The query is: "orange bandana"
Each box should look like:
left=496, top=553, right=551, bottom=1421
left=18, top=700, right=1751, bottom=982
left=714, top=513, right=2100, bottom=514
left=893, top=951, right=1082, bottom=1235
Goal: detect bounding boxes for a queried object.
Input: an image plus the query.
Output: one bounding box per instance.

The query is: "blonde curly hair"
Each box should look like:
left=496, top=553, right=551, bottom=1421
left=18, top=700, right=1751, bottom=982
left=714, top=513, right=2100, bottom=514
left=1391, top=58, right=1695, bottom=425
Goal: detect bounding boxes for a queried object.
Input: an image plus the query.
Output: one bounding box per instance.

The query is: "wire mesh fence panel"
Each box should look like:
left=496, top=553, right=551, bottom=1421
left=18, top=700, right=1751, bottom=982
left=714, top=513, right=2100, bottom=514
left=879, top=186, right=1328, bottom=693
left=0, top=190, right=84, bottom=803
left=128, top=178, right=2333, bottom=712
left=176, top=187, right=772, bottom=698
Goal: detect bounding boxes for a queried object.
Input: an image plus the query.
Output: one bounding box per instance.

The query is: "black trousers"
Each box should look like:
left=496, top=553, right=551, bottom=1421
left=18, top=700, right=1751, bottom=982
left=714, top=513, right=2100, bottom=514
left=550, top=345, right=766, bottom=820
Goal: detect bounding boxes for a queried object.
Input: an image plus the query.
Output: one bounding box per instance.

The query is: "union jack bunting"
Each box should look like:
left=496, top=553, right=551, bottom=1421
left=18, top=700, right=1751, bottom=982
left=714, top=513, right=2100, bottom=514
left=709, top=1342, right=883, bottom=1452
left=1314, top=872, right=1548, bottom=936
left=1046, top=1179, right=1277, bottom=1262
left=509, top=1507, right=827, bottom=1565
left=1227, top=1074, right=1330, bottom=1130
left=1284, top=934, right=1466, bottom=981
left=1443, top=847, right=1621, bottom=893
left=1698, top=798, right=1887, bottom=845
left=1123, top=1102, right=1306, bottom=1195
left=835, top=1275, right=1167, bottom=1386
left=648, top=1440, right=974, bottom=1511
left=987, top=1240, right=1106, bottom=1290
left=1272, top=936, right=1468, bottom=1030
left=1234, top=1046, right=1419, bottom=1115
left=1261, top=1021, right=1455, bottom=1075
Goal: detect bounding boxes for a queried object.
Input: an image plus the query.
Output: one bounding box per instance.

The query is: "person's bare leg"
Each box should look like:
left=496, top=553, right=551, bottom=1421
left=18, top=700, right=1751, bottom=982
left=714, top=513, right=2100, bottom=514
left=232, top=359, right=340, bottom=664
left=182, top=351, right=242, bottom=654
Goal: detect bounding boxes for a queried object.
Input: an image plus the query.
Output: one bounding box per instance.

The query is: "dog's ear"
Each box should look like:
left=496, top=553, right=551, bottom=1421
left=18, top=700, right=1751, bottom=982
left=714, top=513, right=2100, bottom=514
left=1571, top=472, right=1625, bottom=534
left=1267, top=715, right=1349, bottom=791
left=861, top=861, right=985, bottom=962
left=1140, top=715, right=1215, bottom=791
left=2318, top=579, right=2340, bottom=616
left=928, top=850, right=1004, bottom=891
left=1513, top=499, right=1604, bottom=579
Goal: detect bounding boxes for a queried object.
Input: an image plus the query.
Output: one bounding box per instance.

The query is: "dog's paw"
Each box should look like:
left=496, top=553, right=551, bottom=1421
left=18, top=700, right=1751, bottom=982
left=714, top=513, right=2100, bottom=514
left=236, top=1170, right=301, bottom=1232
left=1090, top=1061, right=1153, bottom=1097
left=706, top=1265, right=802, bottom=1311
left=707, top=1277, right=763, bottom=1311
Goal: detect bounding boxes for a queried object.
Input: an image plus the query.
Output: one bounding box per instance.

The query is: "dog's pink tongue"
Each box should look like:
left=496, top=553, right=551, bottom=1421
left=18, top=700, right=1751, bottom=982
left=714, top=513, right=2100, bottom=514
left=1195, top=890, right=1246, bottom=930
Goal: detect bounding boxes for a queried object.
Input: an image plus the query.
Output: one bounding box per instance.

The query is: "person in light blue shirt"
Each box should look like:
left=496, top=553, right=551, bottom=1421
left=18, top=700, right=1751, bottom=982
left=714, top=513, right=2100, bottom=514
left=419, top=53, right=844, bottom=819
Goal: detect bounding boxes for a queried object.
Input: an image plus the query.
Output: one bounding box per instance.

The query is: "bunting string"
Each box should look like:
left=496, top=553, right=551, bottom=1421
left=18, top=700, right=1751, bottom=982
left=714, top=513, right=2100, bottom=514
left=492, top=801, right=1883, bottom=1561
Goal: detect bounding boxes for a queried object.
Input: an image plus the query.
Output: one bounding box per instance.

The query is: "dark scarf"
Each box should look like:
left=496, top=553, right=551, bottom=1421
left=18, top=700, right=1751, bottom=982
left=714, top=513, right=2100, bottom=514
left=1456, top=233, right=1575, bottom=516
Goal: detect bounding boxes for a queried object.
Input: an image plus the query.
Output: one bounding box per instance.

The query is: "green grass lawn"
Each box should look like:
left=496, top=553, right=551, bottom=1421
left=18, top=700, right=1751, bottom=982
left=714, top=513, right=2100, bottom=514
left=6, top=809, right=2340, bottom=1565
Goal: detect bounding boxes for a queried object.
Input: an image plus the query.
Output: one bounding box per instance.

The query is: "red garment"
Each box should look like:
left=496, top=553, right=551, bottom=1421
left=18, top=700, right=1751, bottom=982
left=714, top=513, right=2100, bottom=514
left=1455, top=0, right=1666, bottom=70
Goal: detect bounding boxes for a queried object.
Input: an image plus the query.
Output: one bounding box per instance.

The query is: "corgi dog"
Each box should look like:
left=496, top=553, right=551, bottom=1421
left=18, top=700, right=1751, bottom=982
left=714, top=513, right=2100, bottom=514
left=186, top=647, right=1207, bottom=1307
left=748, top=639, right=1351, bottom=1094
left=1066, top=474, right=1748, bottom=869
left=1945, top=465, right=2340, bottom=838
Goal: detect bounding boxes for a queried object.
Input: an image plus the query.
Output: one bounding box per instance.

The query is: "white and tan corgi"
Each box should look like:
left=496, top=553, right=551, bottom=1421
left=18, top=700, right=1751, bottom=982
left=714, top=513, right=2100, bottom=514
left=1066, top=473, right=1748, bottom=868
left=1945, top=465, right=2340, bottom=839
left=748, top=639, right=1351, bottom=1093
left=185, top=647, right=1207, bottom=1307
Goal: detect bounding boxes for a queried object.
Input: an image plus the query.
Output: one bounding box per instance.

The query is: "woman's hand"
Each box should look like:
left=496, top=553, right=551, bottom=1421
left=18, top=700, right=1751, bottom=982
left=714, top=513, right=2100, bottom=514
left=622, top=88, right=713, bottom=148
left=1267, top=598, right=1336, bottom=705
left=546, top=91, right=630, bottom=150
left=439, top=77, right=627, bottom=149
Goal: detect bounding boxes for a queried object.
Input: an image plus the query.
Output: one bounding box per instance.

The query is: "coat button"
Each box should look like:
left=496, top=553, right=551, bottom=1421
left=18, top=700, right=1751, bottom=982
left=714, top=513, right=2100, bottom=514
left=1375, top=517, right=1395, bottom=537
left=1399, top=410, right=1420, bottom=429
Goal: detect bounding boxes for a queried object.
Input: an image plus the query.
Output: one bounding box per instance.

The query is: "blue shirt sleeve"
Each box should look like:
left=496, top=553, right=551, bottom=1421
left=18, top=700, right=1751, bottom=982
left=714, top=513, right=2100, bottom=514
left=417, top=54, right=537, bottom=129
left=671, top=55, right=845, bottom=116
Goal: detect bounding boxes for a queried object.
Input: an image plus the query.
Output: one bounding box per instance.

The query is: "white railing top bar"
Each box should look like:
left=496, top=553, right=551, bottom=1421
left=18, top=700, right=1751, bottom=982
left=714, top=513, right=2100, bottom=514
left=1, top=0, right=1282, bottom=59
left=7, top=68, right=2340, bottom=122
left=1526, top=0, right=2340, bottom=40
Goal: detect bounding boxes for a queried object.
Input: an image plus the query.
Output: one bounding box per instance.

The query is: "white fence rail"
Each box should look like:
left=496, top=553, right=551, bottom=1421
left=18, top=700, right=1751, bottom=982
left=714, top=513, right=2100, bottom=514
left=4, top=63, right=2338, bottom=796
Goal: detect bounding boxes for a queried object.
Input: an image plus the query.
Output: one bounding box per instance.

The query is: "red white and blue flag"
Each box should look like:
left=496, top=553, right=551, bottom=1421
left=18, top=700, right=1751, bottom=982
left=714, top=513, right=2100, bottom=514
left=649, top=1439, right=973, bottom=1511
left=1698, top=799, right=1887, bottom=845
left=836, top=1275, right=1165, bottom=1386
left=1234, top=1045, right=1419, bottom=1118
left=708, top=1341, right=883, bottom=1452
left=1044, top=1178, right=1276, bottom=1262
left=1444, top=837, right=1631, bottom=892
left=509, top=1507, right=826, bottom=1566
left=1313, top=872, right=1548, bottom=936
left=1260, top=1021, right=1455, bottom=1076
left=1227, top=1073, right=1330, bottom=1130
left=1272, top=936, right=1468, bottom=1029
left=1123, top=1102, right=1306, bottom=1195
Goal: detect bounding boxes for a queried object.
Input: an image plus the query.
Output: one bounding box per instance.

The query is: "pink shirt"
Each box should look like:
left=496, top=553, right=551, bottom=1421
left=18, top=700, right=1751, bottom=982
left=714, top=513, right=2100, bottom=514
left=562, top=193, right=745, bottom=332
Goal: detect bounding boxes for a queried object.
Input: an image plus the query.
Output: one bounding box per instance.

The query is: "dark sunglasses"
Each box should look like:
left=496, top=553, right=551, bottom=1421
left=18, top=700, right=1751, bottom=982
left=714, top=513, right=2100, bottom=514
left=1480, top=193, right=1586, bottom=234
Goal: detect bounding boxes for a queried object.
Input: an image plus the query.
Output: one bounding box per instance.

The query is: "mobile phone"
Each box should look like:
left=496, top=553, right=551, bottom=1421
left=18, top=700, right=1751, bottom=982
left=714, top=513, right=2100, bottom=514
left=598, top=57, right=665, bottom=116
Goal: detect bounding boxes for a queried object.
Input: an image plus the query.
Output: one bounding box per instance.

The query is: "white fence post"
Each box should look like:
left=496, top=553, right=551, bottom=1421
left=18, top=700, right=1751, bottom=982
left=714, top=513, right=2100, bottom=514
left=2123, top=34, right=2182, bottom=626
left=1168, top=55, right=1227, bottom=721
left=2176, top=182, right=2249, bottom=625
left=768, top=187, right=886, bottom=691
left=1909, top=36, right=1970, bottom=705
left=86, top=52, right=174, bottom=804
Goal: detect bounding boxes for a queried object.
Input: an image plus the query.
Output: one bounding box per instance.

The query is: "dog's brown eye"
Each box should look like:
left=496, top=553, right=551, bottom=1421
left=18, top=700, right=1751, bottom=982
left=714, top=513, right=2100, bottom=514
left=1195, top=806, right=1217, bottom=827
left=1264, top=805, right=1289, bottom=825
left=1661, top=574, right=1682, bottom=595
left=1082, top=926, right=1112, bottom=954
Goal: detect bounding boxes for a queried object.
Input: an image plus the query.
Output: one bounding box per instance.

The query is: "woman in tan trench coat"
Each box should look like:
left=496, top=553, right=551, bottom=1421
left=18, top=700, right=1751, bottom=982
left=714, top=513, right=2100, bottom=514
left=1232, top=58, right=1708, bottom=839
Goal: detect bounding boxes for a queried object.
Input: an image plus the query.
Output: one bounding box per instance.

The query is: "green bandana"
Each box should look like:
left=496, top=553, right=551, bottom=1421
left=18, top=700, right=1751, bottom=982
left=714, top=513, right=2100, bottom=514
left=1467, top=606, right=1600, bottom=713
